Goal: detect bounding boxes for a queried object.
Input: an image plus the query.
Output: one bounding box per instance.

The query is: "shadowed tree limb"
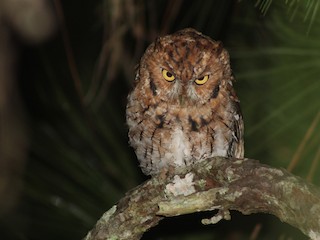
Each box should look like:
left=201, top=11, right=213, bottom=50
left=84, top=157, right=320, bottom=240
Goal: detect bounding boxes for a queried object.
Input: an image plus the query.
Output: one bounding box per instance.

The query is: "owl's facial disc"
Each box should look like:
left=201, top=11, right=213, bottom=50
left=160, top=66, right=211, bottom=106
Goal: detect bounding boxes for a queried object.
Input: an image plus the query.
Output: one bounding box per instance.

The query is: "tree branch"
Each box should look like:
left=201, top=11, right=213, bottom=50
left=84, top=157, right=320, bottom=240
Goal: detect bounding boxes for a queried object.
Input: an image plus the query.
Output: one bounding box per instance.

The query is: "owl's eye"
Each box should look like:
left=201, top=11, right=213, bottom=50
left=194, top=75, right=209, bottom=85
left=162, top=69, right=175, bottom=82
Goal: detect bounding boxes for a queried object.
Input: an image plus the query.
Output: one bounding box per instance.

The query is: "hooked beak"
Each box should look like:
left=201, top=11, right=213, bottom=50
left=179, top=95, right=186, bottom=107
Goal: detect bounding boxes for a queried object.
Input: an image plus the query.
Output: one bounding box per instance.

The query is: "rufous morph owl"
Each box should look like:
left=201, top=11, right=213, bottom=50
left=126, top=28, right=244, bottom=176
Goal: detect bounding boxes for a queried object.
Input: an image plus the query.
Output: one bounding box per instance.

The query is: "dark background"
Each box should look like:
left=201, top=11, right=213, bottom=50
left=1, top=1, right=320, bottom=239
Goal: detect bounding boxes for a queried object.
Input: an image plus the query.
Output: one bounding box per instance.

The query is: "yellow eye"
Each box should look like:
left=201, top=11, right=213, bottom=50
left=162, top=69, right=175, bottom=82
left=194, top=75, right=209, bottom=85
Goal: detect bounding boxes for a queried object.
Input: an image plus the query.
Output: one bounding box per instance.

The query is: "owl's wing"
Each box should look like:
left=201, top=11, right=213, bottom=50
left=227, top=101, right=244, bottom=159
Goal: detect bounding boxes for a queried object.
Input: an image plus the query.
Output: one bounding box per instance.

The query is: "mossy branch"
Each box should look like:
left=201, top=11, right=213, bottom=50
left=84, top=157, right=320, bottom=240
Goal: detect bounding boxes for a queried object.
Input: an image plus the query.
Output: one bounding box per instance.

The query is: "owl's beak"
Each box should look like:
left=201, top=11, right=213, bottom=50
left=179, top=95, right=186, bottom=107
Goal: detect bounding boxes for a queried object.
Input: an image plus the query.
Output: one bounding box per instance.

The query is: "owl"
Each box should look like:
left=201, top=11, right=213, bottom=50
left=126, top=28, right=244, bottom=176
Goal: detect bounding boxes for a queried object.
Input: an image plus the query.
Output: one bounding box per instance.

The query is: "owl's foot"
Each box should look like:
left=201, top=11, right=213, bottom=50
left=158, top=165, right=176, bottom=180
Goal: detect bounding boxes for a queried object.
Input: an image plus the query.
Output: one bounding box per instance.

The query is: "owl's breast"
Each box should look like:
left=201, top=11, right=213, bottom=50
left=127, top=97, right=241, bottom=175
left=165, top=126, right=191, bottom=167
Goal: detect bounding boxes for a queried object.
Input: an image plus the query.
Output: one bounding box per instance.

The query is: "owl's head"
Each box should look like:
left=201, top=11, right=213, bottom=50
left=136, top=28, right=233, bottom=106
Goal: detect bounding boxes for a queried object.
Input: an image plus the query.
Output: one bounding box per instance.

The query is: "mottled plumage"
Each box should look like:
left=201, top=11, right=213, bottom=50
left=126, top=28, right=244, bottom=175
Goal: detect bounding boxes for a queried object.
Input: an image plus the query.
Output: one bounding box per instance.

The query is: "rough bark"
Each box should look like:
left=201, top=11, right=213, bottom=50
left=84, top=157, right=320, bottom=240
